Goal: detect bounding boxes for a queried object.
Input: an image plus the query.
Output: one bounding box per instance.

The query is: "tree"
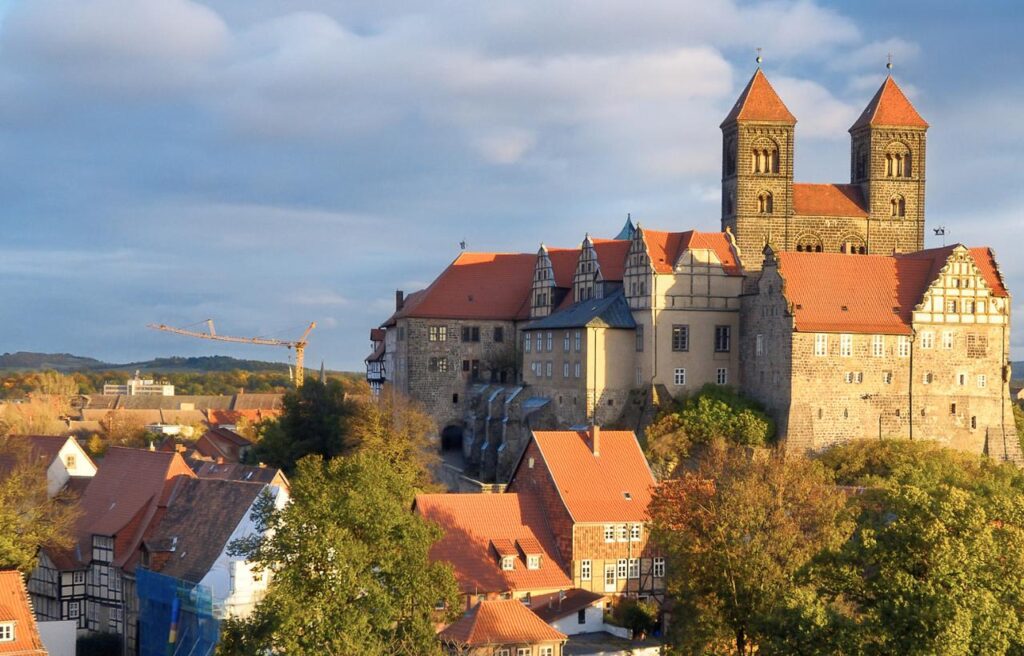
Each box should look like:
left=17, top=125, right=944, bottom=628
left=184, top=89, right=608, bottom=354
left=0, top=437, right=80, bottom=572
left=31, top=370, right=79, bottom=397
left=347, top=392, right=440, bottom=488
left=648, top=443, right=851, bottom=656
left=0, top=394, right=68, bottom=436
left=218, top=451, right=460, bottom=656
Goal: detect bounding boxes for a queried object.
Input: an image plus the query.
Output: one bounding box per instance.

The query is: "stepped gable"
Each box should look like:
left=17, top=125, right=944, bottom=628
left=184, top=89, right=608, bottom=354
left=850, top=75, right=928, bottom=130
left=721, top=68, right=796, bottom=126
left=641, top=229, right=742, bottom=275
left=414, top=492, right=571, bottom=594
left=0, top=571, right=47, bottom=654
left=393, top=252, right=537, bottom=321
left=792, top=183, right=868, bottom=218
left=439, top=599, right=567, bottom=647
left=775, top=245, right=1007, bottom=335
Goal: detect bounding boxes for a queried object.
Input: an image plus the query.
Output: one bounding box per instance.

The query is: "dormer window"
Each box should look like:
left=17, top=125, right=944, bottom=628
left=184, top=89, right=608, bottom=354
left=501, top=556, right=515, bottom=571
left=527, top=555, right=541, bottom=570
left=0, top=622, right=13, bottom=642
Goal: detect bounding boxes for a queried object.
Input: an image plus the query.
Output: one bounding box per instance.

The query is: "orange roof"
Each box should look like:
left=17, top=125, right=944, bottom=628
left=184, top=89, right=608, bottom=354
left=850, top=76, right=928, bottom=130
left=721, top=68, right=796, bottom=126
left=369, top=328, right=385, bottom=342
left=414, top=493, right=571, bottom=595
left=546, top=247, right=581, bottom=288
left=439, top=599, right=567, bottom=647
left=397, top=252, right=536, bottom=321
left=792, top=183, right=868, bottom=218
left=0, top=571, right=46, bottom=654
left=776, top=245, right=1008, bottom=335
left=640, top=229, right=742, bottom=275
left=523, top=430, right=655, bottom=523
left=592, top=239, right=629, bottom=281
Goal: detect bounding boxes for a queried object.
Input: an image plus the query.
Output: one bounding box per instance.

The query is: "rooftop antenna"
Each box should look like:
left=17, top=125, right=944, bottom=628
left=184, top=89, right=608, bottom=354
left=933, top=226, right=947, bottom=246
left=756, top=47, right=763, bottom=65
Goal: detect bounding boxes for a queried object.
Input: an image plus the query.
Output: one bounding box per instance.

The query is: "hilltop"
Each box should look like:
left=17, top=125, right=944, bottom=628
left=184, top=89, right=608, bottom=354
left=0, top=351, right=293, bottom=373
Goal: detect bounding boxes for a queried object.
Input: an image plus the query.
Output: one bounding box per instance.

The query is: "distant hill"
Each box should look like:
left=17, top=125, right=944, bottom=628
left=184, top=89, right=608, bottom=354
left=0, top=351, right=292, bottom=373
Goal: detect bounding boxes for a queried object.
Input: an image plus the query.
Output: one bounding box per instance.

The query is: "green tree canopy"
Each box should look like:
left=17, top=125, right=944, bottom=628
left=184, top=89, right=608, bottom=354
left=217, top=451, right=459, bottom=656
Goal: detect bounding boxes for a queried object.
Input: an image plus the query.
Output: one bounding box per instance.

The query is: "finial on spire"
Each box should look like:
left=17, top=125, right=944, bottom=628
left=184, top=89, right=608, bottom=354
left=886, top=52, right=893, bottom=71
left=755, top=47, right=762, bottom=65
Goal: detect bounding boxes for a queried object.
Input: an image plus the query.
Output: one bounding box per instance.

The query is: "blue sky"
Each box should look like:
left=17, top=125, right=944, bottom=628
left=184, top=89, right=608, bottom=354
left=0, top=0, right=1021, bottom=370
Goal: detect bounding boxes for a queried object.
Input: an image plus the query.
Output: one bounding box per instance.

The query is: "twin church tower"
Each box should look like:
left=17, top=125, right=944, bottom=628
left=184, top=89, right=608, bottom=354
left=721, top=68, right=928, bottom=269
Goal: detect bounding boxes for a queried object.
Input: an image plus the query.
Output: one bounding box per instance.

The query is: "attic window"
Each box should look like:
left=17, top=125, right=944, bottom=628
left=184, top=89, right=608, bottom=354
left=501, top=556, right=515, bottom=571
left=0, top=622, right=13, bottom=642
left=623, top=491, right=632, bottom=500
left=527, top=555, right=541, bottom=570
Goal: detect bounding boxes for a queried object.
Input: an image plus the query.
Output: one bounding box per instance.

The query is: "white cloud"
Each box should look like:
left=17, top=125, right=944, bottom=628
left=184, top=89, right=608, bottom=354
left=774, top=77, right=859, bottom=139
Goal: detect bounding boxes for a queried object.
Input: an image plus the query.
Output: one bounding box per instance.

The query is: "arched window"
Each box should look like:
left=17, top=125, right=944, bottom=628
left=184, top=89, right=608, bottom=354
left=840, top=236, right=867, bottom=255
left=757, top=191, right=773, bottom=214
left=885, top=142, right=912, bottom=178
left=751, top=138, right=779, bottom=174
left=795, top=234, right=823, bottom=253
left=890, top=195, right=906, bottom=217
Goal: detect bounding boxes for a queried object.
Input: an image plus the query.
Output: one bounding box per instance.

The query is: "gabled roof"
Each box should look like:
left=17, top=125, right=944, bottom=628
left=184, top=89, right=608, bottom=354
left=439, top=599, right=567, bottom=647
left=775, top=245, right=1008, bottom=335
left=414, top=492, right=571, bottom=595
left=640, top=229, right=742, bottom=275
left=850, top=75, right=928, bottom=130
left=188, top=460, right=288, bottom=488
left=531, top=588, right=605, bottom=623
left=142, top=478, right=266, bottom=583
left=792, top=183, right=868, bottom=218
left=0, top=435, right=94, bottom=477
left=721, top=68, right=796, bottom=127
left=547, top=247, right=582, bottom=288
left=0, top=571, right=46, bottom=654
left=524, top=291, right=635, bottom=331
left=194, top=427, right=253, bottom=462
left=591, top=239, right=630, bottom=281
left=520, top=430, right=655, bottom=523
left=394, top=252, right=536, bottom=321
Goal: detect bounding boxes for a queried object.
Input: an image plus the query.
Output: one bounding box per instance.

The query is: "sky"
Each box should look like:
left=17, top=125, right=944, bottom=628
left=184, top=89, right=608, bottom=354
left=0, top=0, right=1022, bottom=370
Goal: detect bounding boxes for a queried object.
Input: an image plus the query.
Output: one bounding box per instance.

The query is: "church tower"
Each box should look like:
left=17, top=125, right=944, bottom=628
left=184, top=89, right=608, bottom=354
left=849, top=75, right=928, bottom=253
left=720, top=68, right=796, bottom=266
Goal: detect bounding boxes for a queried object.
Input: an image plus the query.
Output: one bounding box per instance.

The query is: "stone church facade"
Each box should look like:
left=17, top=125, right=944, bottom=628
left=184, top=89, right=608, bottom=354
left=368, top=70, right=1019, bottom=478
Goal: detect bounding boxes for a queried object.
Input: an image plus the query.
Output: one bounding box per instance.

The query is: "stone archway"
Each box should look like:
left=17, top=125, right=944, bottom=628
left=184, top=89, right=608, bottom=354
left=440, top=424, right=464, bottom=451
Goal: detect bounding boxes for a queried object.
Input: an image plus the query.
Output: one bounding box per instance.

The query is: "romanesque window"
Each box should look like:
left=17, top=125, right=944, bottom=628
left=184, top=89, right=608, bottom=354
left=840, top=237, right=867, bottom=255
left=884, top=143, right=912, bottom=178
left=757, top=191, right=773, bottom=214
left=890, top=195, right=906, bottom=217
left=795, top=235, right=823, bottom=253
left=751, top=139, right=780, bottom=174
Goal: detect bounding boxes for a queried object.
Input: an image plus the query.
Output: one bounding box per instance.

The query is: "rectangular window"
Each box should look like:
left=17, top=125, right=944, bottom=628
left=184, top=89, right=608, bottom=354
left=0, top=623, right=12, bottom=642
left=617, top=559, right=628, bottom=579
left=524, top=333, right=531, bottom=353
left=581, top=559, right=592, bottom=581
left=604, top=564, right=616, bottom=591
left=923, top=372, right=934, bottom=385
left=717, top=368, right=728, bottom=385
left=673, top=368, right=686, bottom=386
left=463, top=359, right=470, bottom=372
left=575, top=330, right=582, bottom=352
left=855, top=372, right=864, bottom=384
left=755, top=334, right=764, bottom=357
left=563, top=362, right=569, bottom=378
left=978, top=374, right=987, bottom=388
left=958, top=373, right=967, bottom=386
left=946, top=299, right=958, bottom=314
left=578, top=609, right=587, bottom=625
left=461, top=326, right=480, bottom=342
left=604, top=525, right=615, bottom=543
left=942, top=331, right=954, bottom=350
left=883, top=371, right=893, bottom=385
left=844, top=372, right=853, bottom=384
left=672, top=325, right=690, bottom=351
left=617, top=525, right=628, bottom=542
left=429, top=357, right=438, bottom=372
left=872, top=335, right=884, bottom=357
left=501, top=556, right=515, bottom=571
left=653, top=557, right=665, bottom=578
left=563, top=333, right=570, bottom=352
left=714, top=325, right=731, bottom=352
left=897, top=336, right=911, bottom=358
left=92, top=536, right=114, bottom=564
left=920, top=331, right=934, bottom=349
left=636, top=324, right=644, bottom=352
left=545, top=361, right=552, bottom=377
left=628, top=558, right=640, bottom=579
left=546, top=331, right=553, bottom=351
left=541, top=647, right=554, bottom=656
left=527, top=555, right=541, bottom=570
left=68, top=601, right=80, bottom=619
left=840, top=334, right=853, bottom=357
left=630, top=524, right=642, bottom=541
left=493, top=326, right=504, bottom=343
left=815, top=333, right=828, bottom=356
left=636, top=367, right=643, bottom=387
left=517, top=648, right=530, bottom=656
left=574, top=362, right=581, bottom=378
left=428, top=325, right=447, bottom=342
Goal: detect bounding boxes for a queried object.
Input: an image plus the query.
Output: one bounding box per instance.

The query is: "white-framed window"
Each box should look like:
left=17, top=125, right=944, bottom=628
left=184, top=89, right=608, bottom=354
left=501, top=556, right=515, bottom=571
left=942, top=330, right=954, bottom=350
left=653, top=557, right=665, bottom=578
left=628, top=558, right=640, bottom=579
left=946, top=299, right=958, bottom=314
left=428, top=325, right=447, bottom=342
left=563, top=362, right=570, bottom=378
left=0, top=622, right=12, bottom=642
left=563, top=333, right=570, bottom=352
left=978, top=374, right=988, bottom=388
left=923, top=372, right=934, bottom=385
left=630, top=524, right=642, bottom=541
left=496, top=648, right=510, bottom=656
left=92, top=536, right=114, bottom=564
left=840, top=334, right=853, bottom=357
left=575, top=330, right=582, bottom=352
left=897, top=335, right=911, bottom=358
left=546, top=332, right=554, bottom=351
left=581, top=559, right=592, bottom=581
left=545, top=361, right=552, bottom=377
left=73, top=571, right=86, bottom=585
left=617, top=559, right=628, bottom=579
left=574, top=362, right=581, bottom=378
left=524, top=333, right=532, bottom=353
left=673, top=368, right=686, bottom=386
left=717, top=368, right=728, bottom=385
left=604, top=525, right=615, bottom=543
left=814, top=333, right=828, bottom=356
left=527, top=555, right=541, bottom=570
left=617, top=525, right=628, bottom=542
left=844, top=372, right=854, bottom=384
left=68, top=601, right=81, bottom=619
left=755, top=334, right=764, bottom=357
left=518, top=649, right=531, bottom=656
left=872, top=335, right=884, bottom=357
left=920, top=331, right=934, bottom=349
left=604, top=564, right=616, bottom=591
left=540, top=646, right=554, bottom=656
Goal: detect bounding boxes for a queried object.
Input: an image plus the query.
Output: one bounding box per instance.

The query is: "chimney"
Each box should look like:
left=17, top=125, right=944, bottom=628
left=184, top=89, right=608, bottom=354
left=395, top=290, right=405, bottom=311
left=590, top=424, right=600, bottom=457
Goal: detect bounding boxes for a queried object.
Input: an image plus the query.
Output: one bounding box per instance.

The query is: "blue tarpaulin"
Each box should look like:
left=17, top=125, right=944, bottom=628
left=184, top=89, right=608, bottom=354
left=136, top=569, right=219, bottom=656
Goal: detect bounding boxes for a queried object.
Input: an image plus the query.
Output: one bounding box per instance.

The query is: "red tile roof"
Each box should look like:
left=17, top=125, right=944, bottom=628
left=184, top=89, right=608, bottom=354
left=850, top=76, right=928, bottom=130
left=0, top=571, right=46, bottom=655
left=414, top=493, right=571, bottom=595
left=369, top=328, right=385, bottom=342
left=721, top=68, right=796, bottom=126
left=592, top=239, right=630, bottom=281
left=206, top=408, right=279, bottom=427
left=776, top=245, right=1008, bottom=334
left=439, top=599, right=567, bottom=647
left=546, top=247, right=581, bottom=288
left=640, top=230, right=742, bottom=275
left=396, top=252, right=536, bottom=321
left=523, top=430, right=655, bottom=523
left=531, top=588, right=605, bottom=623
left=792, top=183, right=868, bottom=218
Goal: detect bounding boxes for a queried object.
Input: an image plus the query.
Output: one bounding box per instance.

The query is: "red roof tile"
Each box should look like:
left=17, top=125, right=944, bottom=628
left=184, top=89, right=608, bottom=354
left=640, top=230, right=742, bottom=275
left=850, top=76, right=928, bottom=130
left=546, top=247, right=581, bottom=288
left=968, top=247, right=1009, bottom=297
left=0, top=571, right=46, bottom=654
left=397, top=252, right=536, bottom=321
left=439, top=599, right=567, bottom=647
left=523, top=430, right=655, bottom=523
left=414, top=493, right=571, bottom=595
left=591, top=239, right=629, bottom=281
left=721, top=69, right=796, bottom=126
left=792, top=183, right=868, bottom=218
left=531, top=588, right=605, bottom=623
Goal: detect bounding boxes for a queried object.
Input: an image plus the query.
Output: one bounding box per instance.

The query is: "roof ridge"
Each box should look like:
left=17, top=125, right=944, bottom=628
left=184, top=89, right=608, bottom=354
left=721, top=68, right=796, bottom=126
left=850, top=75, right=928, bottom=130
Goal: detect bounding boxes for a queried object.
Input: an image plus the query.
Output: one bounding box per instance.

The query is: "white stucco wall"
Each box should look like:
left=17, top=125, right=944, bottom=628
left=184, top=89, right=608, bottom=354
left=45, top=439, right=97, bottom=497
left=38, top=620, right=77, bottom=656
left=550, top=601, right=605, bottom=636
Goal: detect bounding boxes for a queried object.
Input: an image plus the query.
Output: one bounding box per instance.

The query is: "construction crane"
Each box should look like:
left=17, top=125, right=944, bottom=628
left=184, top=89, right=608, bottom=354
left=148, top=320, right=317, bottom=387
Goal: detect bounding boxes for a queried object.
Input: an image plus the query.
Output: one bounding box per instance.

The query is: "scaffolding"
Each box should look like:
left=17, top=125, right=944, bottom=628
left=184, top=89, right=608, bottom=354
left=136, top=569, right=219, bottom=656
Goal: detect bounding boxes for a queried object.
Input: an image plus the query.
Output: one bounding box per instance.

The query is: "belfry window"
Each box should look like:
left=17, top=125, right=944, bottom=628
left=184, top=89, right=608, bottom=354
left=751, top=140, right=779, bottom=174
left=885, top=144, right=912, bottom=178
left=840, top=238, right=867, bottom=255
left=757, top=192, right=773, bottom=214
left=890, top=196, right=906, bottom=217
left=795, top=235, right=823, bottom=253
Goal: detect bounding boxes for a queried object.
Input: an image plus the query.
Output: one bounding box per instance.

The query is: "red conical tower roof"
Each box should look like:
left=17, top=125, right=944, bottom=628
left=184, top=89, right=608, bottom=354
left=850, top=76, right=928, bottom=131
left=720, top=69, right=796, bottom=127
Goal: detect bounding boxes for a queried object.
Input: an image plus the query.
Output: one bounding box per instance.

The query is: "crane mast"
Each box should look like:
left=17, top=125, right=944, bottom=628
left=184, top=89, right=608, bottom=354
left=148, top=320, right=317, bottom=387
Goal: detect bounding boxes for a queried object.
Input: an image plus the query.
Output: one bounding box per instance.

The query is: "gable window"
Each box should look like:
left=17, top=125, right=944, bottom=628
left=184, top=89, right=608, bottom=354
left=0, top=622, right=13, bottom=642
left=920, top=331, right=934, bottom=349
left=581, top=559, right=592, bottom=581
left=714, top=325, right=731, bottom=353
left=92, top=536, right=114, bottom=564
left=66, top=454, right=77, bottom=469
left=717, top=368, right=728, bottom=385
left=814, top=334, right=828, bottom=356
left=653, top=557, right=665, bottom=578
left=673, top=368, right=686, bottom=386
left=840, top=334, right=853, bottom=357
left=493, top=326, right=504, bottom=343
left=672, top=325, right=690, bottom=351
left=636, top=325, right=644, bottom=352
